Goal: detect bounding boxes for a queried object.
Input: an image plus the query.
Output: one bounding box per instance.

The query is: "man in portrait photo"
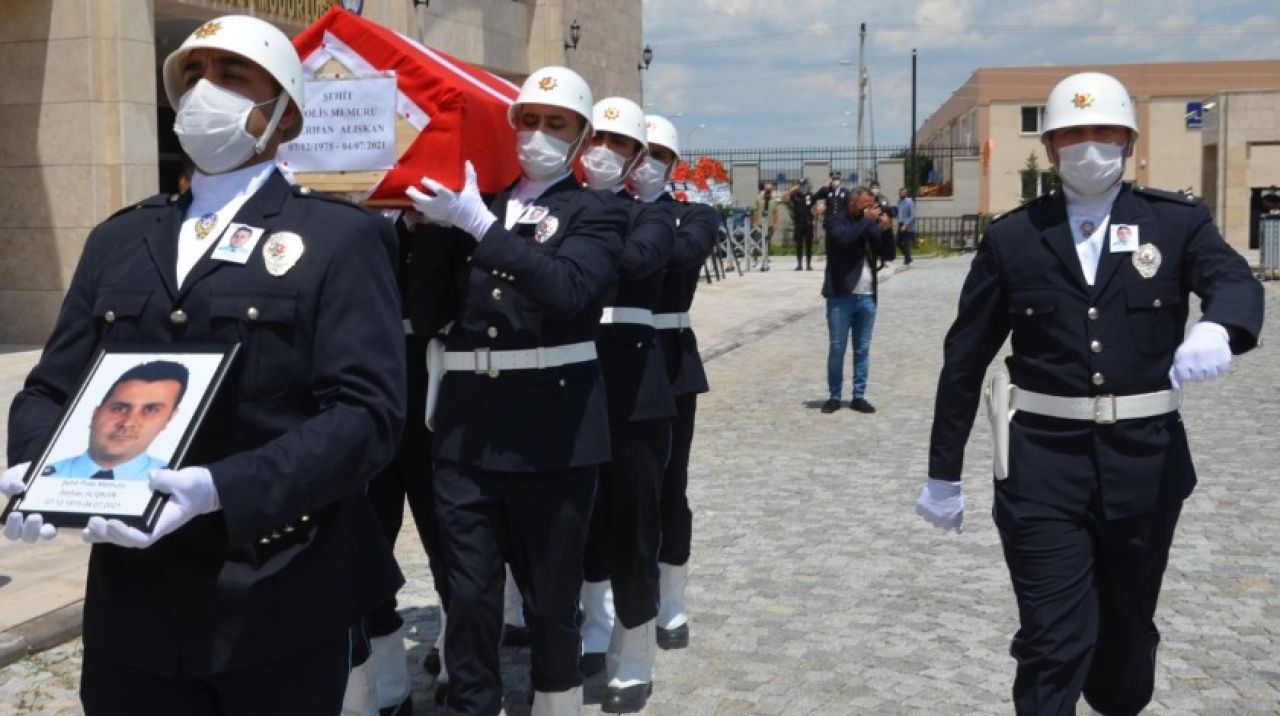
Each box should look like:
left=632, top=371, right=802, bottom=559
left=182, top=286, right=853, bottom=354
left=222, top=226, right=254, bottom=254
left=43, top=361, right=188, bottom=481
left=1112, top=224, right=1136, bottom=251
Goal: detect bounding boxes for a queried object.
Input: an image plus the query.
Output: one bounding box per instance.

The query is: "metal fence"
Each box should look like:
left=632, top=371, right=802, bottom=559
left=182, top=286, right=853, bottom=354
left=915, top=215, right=991, bottom=251
left=681, top=144, right=979, bottom=190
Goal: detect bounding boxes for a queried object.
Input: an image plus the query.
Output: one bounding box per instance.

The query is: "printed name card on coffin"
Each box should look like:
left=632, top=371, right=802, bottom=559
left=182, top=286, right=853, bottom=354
left=284, top=6, right=522, bottom=206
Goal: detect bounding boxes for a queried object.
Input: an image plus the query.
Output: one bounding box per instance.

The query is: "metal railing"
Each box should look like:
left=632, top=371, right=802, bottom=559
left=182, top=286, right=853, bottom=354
left=682, top=144, right=979, bottom=192
left=914, top=215, right=990, bottom=251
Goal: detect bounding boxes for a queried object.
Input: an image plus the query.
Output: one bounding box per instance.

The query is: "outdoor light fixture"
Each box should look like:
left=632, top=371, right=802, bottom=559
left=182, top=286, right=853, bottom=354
left=638, top=44, right=654, bottom=71
left=565, top=19, right=581, bottom=51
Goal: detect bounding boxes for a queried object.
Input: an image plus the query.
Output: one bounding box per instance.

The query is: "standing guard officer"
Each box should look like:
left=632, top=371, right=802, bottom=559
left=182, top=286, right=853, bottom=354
left=1, top=15, right=406, bottom=715
left=576, top=96, right=676, bottom=713
left=405, top=65, right=628, bottom=716
left=787, top=178, right=817, bottom=271
left=915, top=72, right=1264, bottom=715
left=627, top=115, right=719, bottom=653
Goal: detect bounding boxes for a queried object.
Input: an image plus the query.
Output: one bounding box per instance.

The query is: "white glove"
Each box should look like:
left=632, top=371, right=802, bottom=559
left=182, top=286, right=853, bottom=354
left=1169, top=321, right=1231, bottom=389
left=2, top=462, right=59, bottom=542
left=405, top=161, right=497, bottom=240
left=82, top=466, right=221, bottom=549
left=915, top=478, right=964, bottom=534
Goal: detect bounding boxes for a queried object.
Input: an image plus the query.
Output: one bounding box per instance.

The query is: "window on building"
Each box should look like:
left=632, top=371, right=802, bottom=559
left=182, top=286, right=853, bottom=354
left=1020, top=105, right=1046, bottom=134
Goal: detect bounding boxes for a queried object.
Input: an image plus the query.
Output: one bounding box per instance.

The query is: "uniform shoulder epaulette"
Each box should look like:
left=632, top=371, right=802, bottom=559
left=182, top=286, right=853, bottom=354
left=291, top=185, right=366, bottom=210
left=105, top=192, right=177, bottom=221
left=1133, top=185, right=1198, bottom=205
left=988, top=194, right=1044, bottom=225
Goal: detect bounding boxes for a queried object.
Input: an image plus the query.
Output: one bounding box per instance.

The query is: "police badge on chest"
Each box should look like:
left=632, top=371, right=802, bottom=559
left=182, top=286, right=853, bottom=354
left=534, top=216, right=559, bottom=243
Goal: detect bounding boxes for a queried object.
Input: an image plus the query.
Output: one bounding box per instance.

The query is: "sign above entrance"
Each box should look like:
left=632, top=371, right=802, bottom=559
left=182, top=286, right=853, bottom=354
left=191, top=0, right=343, bottom=25
left=277, top=75, right=398, bottom=172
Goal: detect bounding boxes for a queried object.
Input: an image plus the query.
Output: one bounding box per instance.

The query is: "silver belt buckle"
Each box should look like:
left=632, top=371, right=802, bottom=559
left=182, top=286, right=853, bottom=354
left=1093, top=394, right=1118, bottom=424
left=474, top=348, right=499, bottom=378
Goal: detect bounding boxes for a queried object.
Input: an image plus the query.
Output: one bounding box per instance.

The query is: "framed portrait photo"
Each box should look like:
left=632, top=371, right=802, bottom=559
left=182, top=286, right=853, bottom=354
left=1, top=344, right=238, bottom=532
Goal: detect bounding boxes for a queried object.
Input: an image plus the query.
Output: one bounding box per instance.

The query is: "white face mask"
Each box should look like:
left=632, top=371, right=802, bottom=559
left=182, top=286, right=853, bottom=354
left=174, top=79, right=285, bottom=175
left=517, top=130, right=574, bottom=181
left=627, top=156, right=671, bottom=202
left=580, top=145, right=630, bottom=190
left=1056, top=141, right=1125, bottom=198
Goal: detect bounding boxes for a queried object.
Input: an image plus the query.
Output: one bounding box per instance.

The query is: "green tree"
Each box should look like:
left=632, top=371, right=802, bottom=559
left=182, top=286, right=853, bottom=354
left=1020, top=152, right=1060, bottom=202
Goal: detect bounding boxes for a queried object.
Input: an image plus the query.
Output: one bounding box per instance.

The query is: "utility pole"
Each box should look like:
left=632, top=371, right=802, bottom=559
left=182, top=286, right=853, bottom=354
left=910, top=48, right=918, bottom=199
left=856, top=22, right=867, bottom=184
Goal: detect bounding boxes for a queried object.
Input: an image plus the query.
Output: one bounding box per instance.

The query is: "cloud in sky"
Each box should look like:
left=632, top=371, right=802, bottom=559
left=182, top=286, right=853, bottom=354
left=640, top=0, right=1280, bottom=148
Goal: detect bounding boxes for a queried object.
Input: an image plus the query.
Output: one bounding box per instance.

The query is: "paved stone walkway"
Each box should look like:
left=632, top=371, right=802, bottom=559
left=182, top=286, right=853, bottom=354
left=3, top=257, right=1277, bottom=714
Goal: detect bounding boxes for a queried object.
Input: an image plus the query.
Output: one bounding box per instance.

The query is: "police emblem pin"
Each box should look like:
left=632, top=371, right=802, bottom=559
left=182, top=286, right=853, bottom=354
left=603, top=107, right=620, bottom=120
left=538, top=76, right=558, bottom=91
left=194, top=20, right=221, bottom=38
left=534, top=216, right=559, bottom=243
left=262, top=232, right=305, bottom=276
left=1132, top=243, right=1161, bottom=279
left=1072, top=92, right=1094, bottom=109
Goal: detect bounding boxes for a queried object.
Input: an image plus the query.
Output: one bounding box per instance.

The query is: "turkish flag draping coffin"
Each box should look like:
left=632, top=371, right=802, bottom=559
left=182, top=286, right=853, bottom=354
left=286, top=7, right=521, bottom=205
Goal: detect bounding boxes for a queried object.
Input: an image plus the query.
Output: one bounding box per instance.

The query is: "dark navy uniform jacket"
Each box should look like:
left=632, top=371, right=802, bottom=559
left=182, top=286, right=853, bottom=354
left=7, top=172, right=406, bottom=677
left=928, top=184, right=1264, bottom=519
left=822, top=209, right=894, bottom=299
left=598, top=192, right=676, bottom=425
left=432, top=176, right=627, bottom=472
left=655, top=196, right=718, bottom=396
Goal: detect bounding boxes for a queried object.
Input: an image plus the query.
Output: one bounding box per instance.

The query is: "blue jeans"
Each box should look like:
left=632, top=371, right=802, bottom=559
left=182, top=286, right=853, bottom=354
left=826, top=294, right=877, bottom=400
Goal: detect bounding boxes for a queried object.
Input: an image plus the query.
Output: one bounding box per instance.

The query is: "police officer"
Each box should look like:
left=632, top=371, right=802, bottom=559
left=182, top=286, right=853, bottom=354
left=787, top=178, right=817, bottom=270
left=405, top=66, right=627, bottom=716
left=576, top=96, right=676, bottom=713
left=915, top=72, right=1264, bottom=715
left=813, top=171, right=849, bottom=221
left=2, top=15, right=406, bottom=715
left=626, top=115, right=719, bottom=654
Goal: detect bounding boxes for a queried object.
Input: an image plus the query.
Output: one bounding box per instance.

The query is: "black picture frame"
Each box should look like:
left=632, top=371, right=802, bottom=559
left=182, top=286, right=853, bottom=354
left=2, top=343, right=239, bottom=532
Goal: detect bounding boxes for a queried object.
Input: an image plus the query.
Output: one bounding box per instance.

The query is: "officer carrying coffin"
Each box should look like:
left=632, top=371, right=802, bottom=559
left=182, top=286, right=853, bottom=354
left=915, top=72, right=1264, bottom=715
left=627, top=114, right=720, bottom=657
left=405, top=65, right=628, bottom=716
left=576, top=96, right=676, bottom=713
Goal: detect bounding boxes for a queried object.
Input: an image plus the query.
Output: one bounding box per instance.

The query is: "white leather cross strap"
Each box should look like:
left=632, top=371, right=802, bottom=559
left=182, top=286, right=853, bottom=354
left=599, top=307, right=654, bottom=326
left=440, top=341, right=597, bottom=374
left=653, top=312, right=692, bottom=330
left=1010, top=386, right=1181, bottom=425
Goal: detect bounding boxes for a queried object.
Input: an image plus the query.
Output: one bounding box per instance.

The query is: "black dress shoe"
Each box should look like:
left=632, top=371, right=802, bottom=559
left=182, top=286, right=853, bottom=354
left=580, top=652, right=606, bottom=677
left=656, top=623, right=688, bottom=650
left=850, top=398, right=876, bottom=413
left=380, top=695, right=413, bottom=716
left=794, top=265, right=802, bottom=271
left=601, top=682, right=653, bottom=713
left=501, top=623, right=532, bottom=647
left=422, top=647, right=441, bottom=676
left=820, top=398, right=841, bottom=414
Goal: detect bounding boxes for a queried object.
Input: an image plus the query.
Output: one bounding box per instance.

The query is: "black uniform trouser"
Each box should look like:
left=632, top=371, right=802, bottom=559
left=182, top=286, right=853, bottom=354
left=583, top=418, right=672, bottom=627
left=434, top=460, right=596, bottom=715
left=794, top=225, right=814, bottom=267
left=658, top=393, right=698, bottom=566
left=81, top=632, right=351, bottom=716
left=897, top=229, right=914, bottom=264
left=994, top=489, right=1182, bottom=716
left=365, top=335, right=450, bottom=638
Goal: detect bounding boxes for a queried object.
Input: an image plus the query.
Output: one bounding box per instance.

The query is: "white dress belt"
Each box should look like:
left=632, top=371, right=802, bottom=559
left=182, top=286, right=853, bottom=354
left=441, top=341, right=597, bottom=373
left=653, top=312, right=692, bottom=330
left=1010, top=386, right=1181, bottom=425
left=599, top=307, right=654, bottom=326
left=425, top=340, right=598, bottom=431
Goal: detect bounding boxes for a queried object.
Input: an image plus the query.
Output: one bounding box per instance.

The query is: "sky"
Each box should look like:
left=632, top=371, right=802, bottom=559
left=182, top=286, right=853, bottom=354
left=640, top=0, right=1280, bottom=150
